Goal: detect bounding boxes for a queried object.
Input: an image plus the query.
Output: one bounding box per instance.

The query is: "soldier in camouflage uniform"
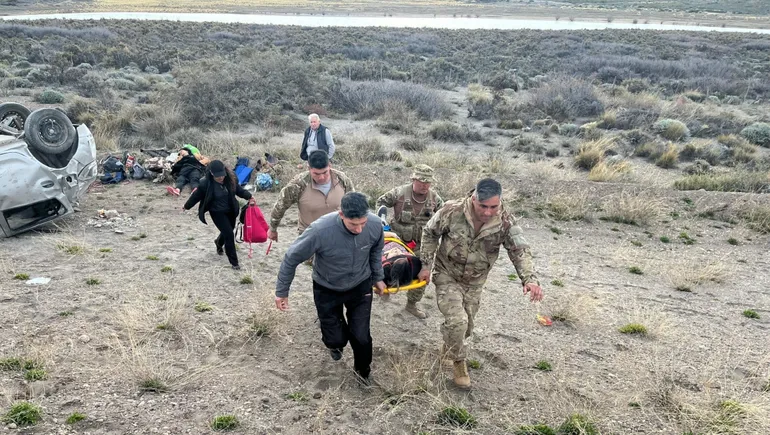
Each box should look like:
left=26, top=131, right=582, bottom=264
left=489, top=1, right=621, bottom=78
left=376, top=164, right=444, bottom=319
left=420, top=178, right=542, bottom=389
left=269, top=150, right=354, bottom=242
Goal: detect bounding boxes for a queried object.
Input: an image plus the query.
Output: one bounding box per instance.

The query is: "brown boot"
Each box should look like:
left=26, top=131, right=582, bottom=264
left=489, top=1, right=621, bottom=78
left=405, top=301, right=427, bottom=319
left=453, top=360, right=471, bottom=389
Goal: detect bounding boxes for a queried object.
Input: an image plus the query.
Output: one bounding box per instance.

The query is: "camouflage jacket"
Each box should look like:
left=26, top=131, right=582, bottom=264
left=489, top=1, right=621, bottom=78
left=376, top=184, right=444, bottom=246
left=420, top=194, right=538, bottom=287
left=269, top=168, right=354, bottom=231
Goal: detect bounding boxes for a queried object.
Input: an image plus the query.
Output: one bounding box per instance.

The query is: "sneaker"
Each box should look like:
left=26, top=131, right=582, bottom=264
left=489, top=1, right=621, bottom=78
left=166, top=186, right=180, bottom=196
left=377, top=205, right=388, bottom=222
left=329, top=348, right=343, bottom=361
left=232, top=265, right=241, bottom=270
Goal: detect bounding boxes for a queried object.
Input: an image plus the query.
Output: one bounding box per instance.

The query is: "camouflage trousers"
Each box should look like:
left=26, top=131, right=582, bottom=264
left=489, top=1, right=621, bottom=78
left=434, top=273, right=484, bottom=361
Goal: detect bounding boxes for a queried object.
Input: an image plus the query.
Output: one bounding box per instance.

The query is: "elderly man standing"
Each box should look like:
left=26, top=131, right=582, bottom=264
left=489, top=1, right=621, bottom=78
left=300, top=113, right=336, bottom=162
left=269, top=150, right=354, bottom=242
left=419, top=178, right=543, bottom=389
left=376, top=164, right=444, bottom=319
left=275, top=192, right=386, bottom=385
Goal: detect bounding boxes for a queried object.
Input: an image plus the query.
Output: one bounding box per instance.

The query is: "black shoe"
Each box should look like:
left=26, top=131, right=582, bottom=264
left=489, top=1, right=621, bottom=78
left=232, top=264, right=241, bottom=270
left=377, top=205, right=388, bottom=221
left=355, top=369, right=372, bottom=387
left=215, top=239, right=224, bottom=256
left=329, top=348, right=343, bottom=361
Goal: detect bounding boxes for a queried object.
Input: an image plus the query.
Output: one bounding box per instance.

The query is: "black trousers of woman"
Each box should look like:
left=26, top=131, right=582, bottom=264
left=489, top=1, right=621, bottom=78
left=209, top=210, right=238, bottom=267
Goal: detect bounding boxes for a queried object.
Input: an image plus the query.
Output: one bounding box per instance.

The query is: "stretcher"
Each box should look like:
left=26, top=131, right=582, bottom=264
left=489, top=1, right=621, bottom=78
left=377, top=237, right=428, bottom=295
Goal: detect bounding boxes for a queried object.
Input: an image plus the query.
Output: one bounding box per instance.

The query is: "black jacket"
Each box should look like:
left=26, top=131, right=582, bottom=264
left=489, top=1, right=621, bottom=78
left=171, top=155, right=204, bottom=177
left=300, top=124, right=328, bottom=161
left=184, top=176, right=252, bottom=224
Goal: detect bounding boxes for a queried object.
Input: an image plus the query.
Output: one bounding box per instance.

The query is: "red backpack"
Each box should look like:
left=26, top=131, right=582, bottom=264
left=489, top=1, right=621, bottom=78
left=237, top=204, right=269, bottom=258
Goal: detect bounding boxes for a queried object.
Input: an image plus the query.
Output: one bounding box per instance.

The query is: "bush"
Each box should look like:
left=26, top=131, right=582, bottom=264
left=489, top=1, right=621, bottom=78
left=653, top=119, right=690, bottom=141
left=170, top=53, right=320, bottom=126
left=35, top=89, right=65, bottom=104
left=622, top=78, right=650, bottom=93
left=429, top=121, right=465, bottom=142
left=740, top=122, right=770, bottom=147
left=376, top=99, right=420, bottom=135
left=397, top=136, right=428, bottom=152
left=655, top=144, right=678, bottom=168
left=330, top=79, right=451, bottom=120
left=466, top=83, right=494, bottom=119
left=334, top=136, right=389, bottom=164
left=560, top=123, right=579, bottom=136
left=498, top=119, right=524, bottom=130
left=2, top=77, right=33, bottom=89
left=527, top=76, right=604, bottom=121
left=575, top=138, right=613, bottom=170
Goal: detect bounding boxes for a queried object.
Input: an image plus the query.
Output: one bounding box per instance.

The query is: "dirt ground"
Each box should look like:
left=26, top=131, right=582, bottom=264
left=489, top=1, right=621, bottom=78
left=2, top=101, right=770, bottom=434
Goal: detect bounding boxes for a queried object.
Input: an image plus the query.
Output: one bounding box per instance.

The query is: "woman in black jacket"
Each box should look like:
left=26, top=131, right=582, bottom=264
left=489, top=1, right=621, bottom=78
left=183, top=160, right=254, bottom=270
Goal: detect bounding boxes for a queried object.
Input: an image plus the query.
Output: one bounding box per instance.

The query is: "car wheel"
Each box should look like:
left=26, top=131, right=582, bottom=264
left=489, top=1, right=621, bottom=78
left=24, top=108, right=77, bottom=155
left=0, top=102, right=31, bottom=135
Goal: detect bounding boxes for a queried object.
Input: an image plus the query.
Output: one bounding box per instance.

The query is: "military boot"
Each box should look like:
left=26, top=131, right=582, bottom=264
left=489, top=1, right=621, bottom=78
left=453, top=360, right=471, bottom=389
left=405, top=301, right=427, bottom=319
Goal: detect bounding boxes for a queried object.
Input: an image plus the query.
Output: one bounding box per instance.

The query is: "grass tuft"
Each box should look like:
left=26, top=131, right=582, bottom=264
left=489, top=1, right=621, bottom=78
left=65, top=412, right=86, bottom=424
left=437, top=406, right=477, bottom=429
left=2, top=401, right=42, bottom=427
left=211, top=415, right=239, bottom=431
left=619, top=323, right=648, bottom=335
left=742, top=309, right=760, bottom=319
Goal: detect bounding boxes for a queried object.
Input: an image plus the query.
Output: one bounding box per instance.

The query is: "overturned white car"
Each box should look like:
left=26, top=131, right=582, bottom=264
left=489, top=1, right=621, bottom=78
left=0, top=102, right=97, bottom=238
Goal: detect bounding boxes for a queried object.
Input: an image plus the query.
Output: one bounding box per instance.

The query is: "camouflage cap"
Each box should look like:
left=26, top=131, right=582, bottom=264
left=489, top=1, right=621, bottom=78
left=411, top=164, right=435, bottom=183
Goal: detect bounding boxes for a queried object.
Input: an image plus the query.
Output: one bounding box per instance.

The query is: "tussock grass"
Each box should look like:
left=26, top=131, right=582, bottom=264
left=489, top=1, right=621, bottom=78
left=574, top=138, right=614, bottom=170
left=667, top=260, right=728, bottom=292
left=545, top=191, right=594, bottom=222
left=588, top=159, right=632, bottom=182
left=674, top=171, right=769, bottom=193
left=600, top=190, right=665, bottom=226
left=543, top=293, right=597, bottom=325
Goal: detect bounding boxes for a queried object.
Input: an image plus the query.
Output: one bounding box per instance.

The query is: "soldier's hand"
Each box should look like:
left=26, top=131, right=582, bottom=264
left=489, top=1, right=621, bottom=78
left=417, top=268, right=431, bottom=284
left=523, top=283, right=543, bottom=302
left=275, top=296, right=289, bottom=311
left=373, top=281, right=386, bottom=296
left=268, top=229, right=278, bottom=242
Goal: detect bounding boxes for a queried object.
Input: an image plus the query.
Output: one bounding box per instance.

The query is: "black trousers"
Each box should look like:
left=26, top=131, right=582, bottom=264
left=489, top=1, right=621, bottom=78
left=175, top=167, right=202, bottom=192
left=313, top=278, right=373, bottom=376
left=209, top=210, right=238, bottom=266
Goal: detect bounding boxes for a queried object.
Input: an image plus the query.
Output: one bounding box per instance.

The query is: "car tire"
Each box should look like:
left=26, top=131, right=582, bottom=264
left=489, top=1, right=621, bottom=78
left=24, top=108, right=77, bottom=155
left=0, top=102, right=31, bottom=135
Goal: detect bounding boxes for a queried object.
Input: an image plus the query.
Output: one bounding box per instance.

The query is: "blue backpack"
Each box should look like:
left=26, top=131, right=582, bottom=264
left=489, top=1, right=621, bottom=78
left=234, top=157, right=254, bottom=186
left=256, top=173, right=273, bottom=191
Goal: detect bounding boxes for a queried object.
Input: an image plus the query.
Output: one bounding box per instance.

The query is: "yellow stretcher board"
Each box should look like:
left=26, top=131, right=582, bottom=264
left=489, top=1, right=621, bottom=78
left=377, top=237, right=428, bottom=294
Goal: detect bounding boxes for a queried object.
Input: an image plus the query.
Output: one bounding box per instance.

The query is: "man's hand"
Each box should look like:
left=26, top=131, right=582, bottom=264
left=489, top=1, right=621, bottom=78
left=373, top=281, right=386, bottom=296
left=268, top=229, right=279, bottom=242
left=275, top=296, right=289, bottom=311
left=523, top=283, right=543, bottom=302
left=417, top=268, right=431, bottom=285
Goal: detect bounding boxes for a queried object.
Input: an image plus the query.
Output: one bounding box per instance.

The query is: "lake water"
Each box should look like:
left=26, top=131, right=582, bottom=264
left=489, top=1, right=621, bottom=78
left=2, top=12, right=770, bottom=34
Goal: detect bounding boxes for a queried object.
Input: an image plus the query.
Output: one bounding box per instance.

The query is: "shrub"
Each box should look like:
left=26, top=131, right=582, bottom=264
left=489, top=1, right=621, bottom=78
left=330, top=79, right=451, bottom=120
left=429, top=121, right=464, bottom=142
left=560, top=123, right=579, bottom=136
left=574, top=138, right=613, bottom=170
left=335, top=136, right=389, bottom=164
left=2, top=77, right=33, bottom=89
left=655, top=144, right=679, bottom=168
left=466, top=83, right=494, bottom=119
left=527, top=76, right=604, bottom=121
left=740, top=122, right=770, bottom=147
left=621, top=78, right=650, bottom=93
left=498, top=119, right=524, bottom=130
left=653, top=119, right=690, bottom=141
left=34, top=89, right=65, bottom=104
left=397, top=136, right=428, bottom=152
left=2, top=401, right=42, bottom=427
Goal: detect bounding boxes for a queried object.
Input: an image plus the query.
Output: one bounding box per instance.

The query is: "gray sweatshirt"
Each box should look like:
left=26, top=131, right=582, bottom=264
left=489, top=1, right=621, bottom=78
left=275, top=211, right=384, bottom=297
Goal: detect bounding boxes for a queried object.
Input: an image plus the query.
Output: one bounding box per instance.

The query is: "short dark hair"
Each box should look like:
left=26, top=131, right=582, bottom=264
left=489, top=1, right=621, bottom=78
left=475, top=178, right=502, bottom=202
left=341, top=192, right=369, bottom=219
left=308, top=150, right=329, bottom=170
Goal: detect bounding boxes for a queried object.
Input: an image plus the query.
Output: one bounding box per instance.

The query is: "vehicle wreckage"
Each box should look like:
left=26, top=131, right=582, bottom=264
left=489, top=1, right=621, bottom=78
left=0, top=102, right=97, bottom=238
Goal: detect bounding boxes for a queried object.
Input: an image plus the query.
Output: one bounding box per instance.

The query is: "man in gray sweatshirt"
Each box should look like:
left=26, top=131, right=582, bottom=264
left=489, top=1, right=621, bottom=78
left=275, top=192, right=386, bottom=384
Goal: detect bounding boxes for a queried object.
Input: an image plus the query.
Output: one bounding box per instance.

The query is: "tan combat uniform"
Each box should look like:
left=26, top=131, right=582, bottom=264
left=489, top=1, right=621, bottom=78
left=420, top=194, right=538, bottom=361
left=269, top=168, right=354, bottom=235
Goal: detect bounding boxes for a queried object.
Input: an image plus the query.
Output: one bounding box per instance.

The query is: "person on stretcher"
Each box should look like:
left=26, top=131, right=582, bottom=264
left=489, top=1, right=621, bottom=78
left=382, top=231, right=423, bottom=288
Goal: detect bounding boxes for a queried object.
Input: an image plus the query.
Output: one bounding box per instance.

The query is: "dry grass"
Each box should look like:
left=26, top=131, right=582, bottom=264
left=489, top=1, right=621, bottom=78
left=666, top=260, right=729, bottom=292
left=587, top=159, right=632, bottom=182
left=574, top=138, right=614, bottom=171
left=546, top=191, right=594, bottom=222
left=600, top=190, right=665, bottom=226
left=542, top=293, right=598, bottom=326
